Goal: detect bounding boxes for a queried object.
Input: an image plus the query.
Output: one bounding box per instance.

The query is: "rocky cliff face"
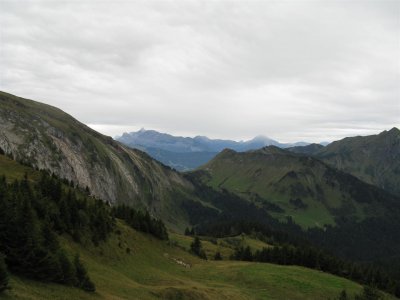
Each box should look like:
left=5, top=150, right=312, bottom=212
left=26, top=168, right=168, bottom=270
left=0, top=91, right=193, bottom=228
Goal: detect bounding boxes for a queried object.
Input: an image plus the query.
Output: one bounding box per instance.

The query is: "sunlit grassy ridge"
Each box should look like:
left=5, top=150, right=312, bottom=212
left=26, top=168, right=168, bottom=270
left=196, top=147, right=394, bottom=229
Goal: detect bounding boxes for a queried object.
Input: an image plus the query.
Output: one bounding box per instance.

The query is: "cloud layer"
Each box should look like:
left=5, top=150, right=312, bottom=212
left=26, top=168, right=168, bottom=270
left=1, top=0, right=399, bottom=142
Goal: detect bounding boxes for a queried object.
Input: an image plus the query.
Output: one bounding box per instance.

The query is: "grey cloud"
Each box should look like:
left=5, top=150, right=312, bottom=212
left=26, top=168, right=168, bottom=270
left=0, top=0, right=399, bottom=143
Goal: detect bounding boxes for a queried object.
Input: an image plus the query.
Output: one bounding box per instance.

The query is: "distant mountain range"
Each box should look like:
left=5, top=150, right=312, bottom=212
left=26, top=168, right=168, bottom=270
left=117, top=128, right=400, bottom=198
left=116, top=129, right=313, bottom=170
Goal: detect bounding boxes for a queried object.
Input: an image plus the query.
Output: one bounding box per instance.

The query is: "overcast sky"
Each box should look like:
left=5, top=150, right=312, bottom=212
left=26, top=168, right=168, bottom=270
left=1, top=0, right=399, bottom=143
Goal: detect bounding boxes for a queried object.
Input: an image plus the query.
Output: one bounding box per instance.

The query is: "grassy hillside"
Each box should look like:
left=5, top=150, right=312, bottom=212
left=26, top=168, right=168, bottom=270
left=2, top=221, right=374, bottom=300
left=316, top=128, right=400, bottom=197
left=196, top=147, right=399, bottom=229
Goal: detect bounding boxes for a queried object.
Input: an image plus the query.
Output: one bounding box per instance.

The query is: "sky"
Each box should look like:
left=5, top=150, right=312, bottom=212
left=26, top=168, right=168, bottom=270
left=0, top=0, right=399, bottom=143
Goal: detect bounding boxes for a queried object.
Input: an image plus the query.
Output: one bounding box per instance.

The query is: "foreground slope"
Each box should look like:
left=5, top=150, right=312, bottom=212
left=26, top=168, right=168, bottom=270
left=316, top=128, right=400, bottom=196
left=3, top=222, right=370, bottom=300
left=0, top=91, right=195, bottom=229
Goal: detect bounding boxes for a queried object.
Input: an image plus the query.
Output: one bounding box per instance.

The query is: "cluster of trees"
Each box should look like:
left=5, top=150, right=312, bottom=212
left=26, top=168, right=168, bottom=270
left=36, top=174, right=115, bottom=245
left=233, top=245, right=400, bottom=297
left=112, top=205, right=168, bottom=240
left=187, top=233, right=223, bottom=261
left=0, top=175, right=97, bottom=291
